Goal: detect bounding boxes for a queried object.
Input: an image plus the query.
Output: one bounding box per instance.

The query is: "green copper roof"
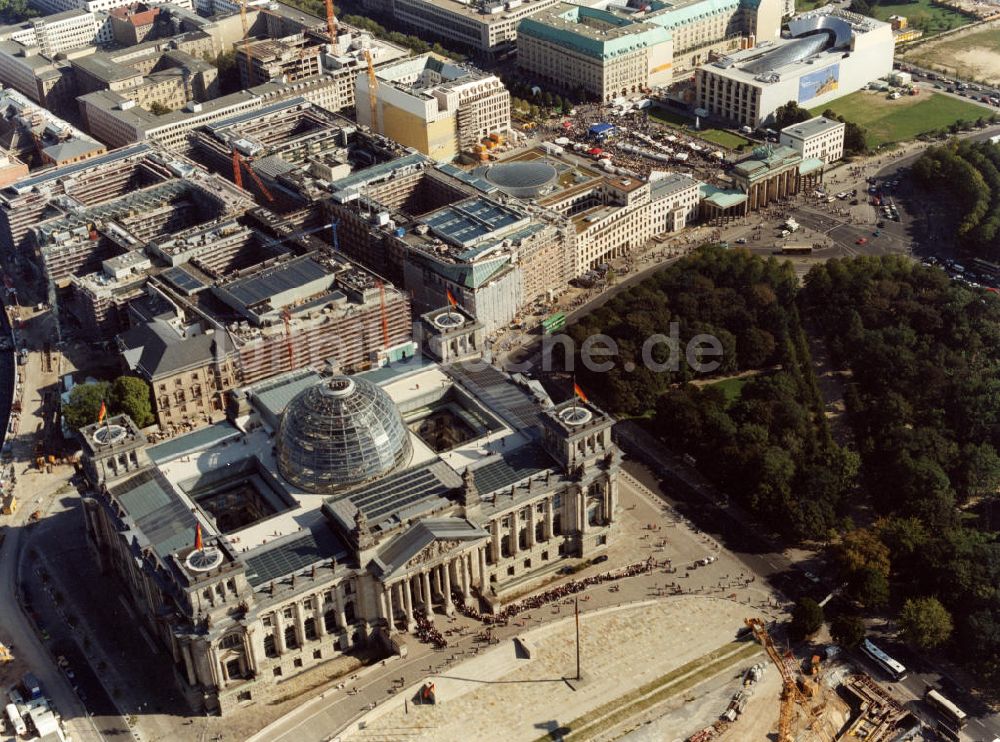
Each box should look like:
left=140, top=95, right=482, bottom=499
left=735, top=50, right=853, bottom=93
left=519, top=4, right=671, bottom=60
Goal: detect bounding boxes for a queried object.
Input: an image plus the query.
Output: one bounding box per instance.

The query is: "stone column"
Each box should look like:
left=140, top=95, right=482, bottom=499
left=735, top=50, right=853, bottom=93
left=421, top=571, right=433, bottom=620
left=403, top=577, right=415, bottom=631
left=315, top=595, right=327, bottom=638
left=478, top=546, right=488, bottom=588
left=460, top=554, right=470, bottom=599
left=545, top=497, right=554, bottom=540
left=384, top=585, right=396, bottom=632
left=510, top=512, right=519, bottom=556
left=274, top=610, right=286, bottom=654
left=334, top=586, right=347, bottom=630
left=491, top=521, right=501, bottom=563
left=294, top=602, right=306, bottom=647
left=442, top=561, right=454, bottom=615
left=432, top=566, right=442, bottom=597
left=527, top=504, right=535, bottom=548
left=378, top=590, right=388, bottom=629
left=181, top=641, right=197, bottom=686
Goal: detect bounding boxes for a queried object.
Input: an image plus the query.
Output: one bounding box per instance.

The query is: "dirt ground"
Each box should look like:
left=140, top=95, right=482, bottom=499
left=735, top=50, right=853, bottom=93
left=905, top=21, right=1000, bottom=83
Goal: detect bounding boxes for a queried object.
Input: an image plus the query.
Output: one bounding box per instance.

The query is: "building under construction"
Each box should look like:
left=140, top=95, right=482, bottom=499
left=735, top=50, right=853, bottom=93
left=212, top=252, right=413, bottom=384
left=29, top=152, right=255, bottom=287
left=188, top=96, right=412, bottom=211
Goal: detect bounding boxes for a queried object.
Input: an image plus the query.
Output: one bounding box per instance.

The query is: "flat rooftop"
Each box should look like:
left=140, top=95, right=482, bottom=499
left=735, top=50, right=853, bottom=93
left=520, top=3, right=669, bottom=60
left=780, top=115, right=845, bottom=140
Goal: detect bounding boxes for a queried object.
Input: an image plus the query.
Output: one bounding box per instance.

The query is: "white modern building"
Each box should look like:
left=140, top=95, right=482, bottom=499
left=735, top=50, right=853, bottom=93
left=695, top=8, right=894, bottom=127
left=780, top=115, right=845, bottom=163
left=0, top=9, right=107, bottom=54
left=33, top=0, right=192, bottom=15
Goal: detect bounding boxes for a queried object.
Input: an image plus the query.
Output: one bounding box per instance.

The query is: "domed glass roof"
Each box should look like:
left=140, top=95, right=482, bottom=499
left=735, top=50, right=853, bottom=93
left=276, top=376, right=412, bottom=494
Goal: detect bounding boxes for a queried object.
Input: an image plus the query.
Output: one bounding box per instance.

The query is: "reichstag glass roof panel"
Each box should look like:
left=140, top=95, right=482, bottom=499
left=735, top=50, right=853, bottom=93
left=276, top=376, right=412, bottom=494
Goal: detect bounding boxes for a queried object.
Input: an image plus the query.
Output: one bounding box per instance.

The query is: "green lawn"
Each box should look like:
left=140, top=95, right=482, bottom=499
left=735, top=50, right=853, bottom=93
left=869, top=0, right=971, bottom=35
left=811, top=90, right=989, bottom=147
left=710, top=377, right=748, bottom=405
left=649, top=106, right=751, bottom=151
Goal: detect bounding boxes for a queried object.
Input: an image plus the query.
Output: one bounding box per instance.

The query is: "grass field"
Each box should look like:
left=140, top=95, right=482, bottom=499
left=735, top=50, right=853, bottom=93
left=710, top=377, right=749, bottom=405
left=906, top=27, right=1000, bottom=84
left=870, top=0, right=970, bottom=34
left=811, top=90, right=989, bottom=147
left=649, top=106, right=752, bottom=151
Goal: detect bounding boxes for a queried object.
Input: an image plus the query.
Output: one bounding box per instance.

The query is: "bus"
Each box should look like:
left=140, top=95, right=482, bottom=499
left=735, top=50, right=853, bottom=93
left=780, top=244, right=813, bottom=255
left=541, top=313, right=566, bottom=334
left=925, top=688, right=967, bottom=730
left=860, top=638, right=907, bottom=681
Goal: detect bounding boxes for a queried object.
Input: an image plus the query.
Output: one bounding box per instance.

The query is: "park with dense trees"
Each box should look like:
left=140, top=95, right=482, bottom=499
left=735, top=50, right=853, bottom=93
left=568, top=247, right=1000, bottom=685
left=911, top=139, right=1000, bottom=259
left=802, top=255, right=1000, bottom=685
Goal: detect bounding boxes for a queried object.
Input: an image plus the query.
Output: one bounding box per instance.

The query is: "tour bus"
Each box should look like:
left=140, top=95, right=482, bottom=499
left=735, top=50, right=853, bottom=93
left=925, top=688, right=968, bottom=730
left=780, top=244, right=813, bottom=255
left=860, top=638, right=907, bottom=681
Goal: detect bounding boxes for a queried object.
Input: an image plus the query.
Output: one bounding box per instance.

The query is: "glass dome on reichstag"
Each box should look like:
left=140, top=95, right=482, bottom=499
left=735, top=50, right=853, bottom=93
left=276, top=376, right=412, bottom=494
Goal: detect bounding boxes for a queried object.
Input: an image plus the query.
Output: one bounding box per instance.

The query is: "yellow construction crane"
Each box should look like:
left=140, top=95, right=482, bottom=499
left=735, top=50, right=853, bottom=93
left=364, top=49, right=378, bottom=133
left=0, top=642, right=13, bottom=663
left=239, top=0, right=254, bottom=85
left=746, top=617, right=799, bottom=742
left=324, top=0, right=337, bottom=46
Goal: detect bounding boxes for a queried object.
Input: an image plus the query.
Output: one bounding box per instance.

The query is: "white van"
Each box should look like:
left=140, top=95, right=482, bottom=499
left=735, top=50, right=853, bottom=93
left=5, top=703, right=26, bottom=735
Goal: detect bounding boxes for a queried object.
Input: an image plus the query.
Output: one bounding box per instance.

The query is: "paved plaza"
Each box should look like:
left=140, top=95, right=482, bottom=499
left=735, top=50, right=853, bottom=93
left=343, top=597, right=762, bottom=741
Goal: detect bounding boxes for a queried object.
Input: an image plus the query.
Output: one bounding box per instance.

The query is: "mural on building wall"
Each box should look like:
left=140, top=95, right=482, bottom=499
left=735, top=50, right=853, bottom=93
left=798, top=64, right=839, bottom=103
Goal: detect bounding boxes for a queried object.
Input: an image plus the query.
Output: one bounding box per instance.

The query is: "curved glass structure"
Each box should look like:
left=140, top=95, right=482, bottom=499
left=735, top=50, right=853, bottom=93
left=276, top=376, right=412, bottom=494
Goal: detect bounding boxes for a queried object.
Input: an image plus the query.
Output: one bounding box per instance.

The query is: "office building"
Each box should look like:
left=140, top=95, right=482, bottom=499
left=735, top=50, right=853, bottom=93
left=356, top=55, right=510, bottom=162
left=0, top=8, right=106, bottom=55
left=779, top=114, right=845, bottom=164
left=518, top=0, right=785, bottom=94
left=384, top=0, right=559, bottom=59
left=695, top=8, right=894, bottom=127
left=518, top=3, right=671, bottom=102
left=0, top=87, right=105, bottom=168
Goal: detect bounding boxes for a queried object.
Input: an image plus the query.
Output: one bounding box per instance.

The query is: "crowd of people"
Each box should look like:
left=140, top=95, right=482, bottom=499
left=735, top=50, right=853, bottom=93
left=453, top=560, right=654, bottom=625
left=414, top=613, right=447, bottom=649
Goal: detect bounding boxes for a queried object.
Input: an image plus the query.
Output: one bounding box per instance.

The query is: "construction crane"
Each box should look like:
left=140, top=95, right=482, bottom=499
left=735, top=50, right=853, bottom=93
left=324, top=0, right=337, bottom=46
left=232, top=149, right=275, bottom=202
left=746, top=617, right=799, bottom=742
left=239, top=0, right=254, bottom=85
left=364, top=49, right=379, bottom=133
left=376, top=279, right=390, bottom=348
left=281, top=307, right=294, bottom=369
left=0, top=642, right=12, bottom=663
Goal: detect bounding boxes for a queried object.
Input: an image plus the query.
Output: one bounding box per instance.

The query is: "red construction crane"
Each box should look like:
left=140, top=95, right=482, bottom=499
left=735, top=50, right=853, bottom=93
left=377, top=279, right=390, bottom=348
left=232, top=149, right=275, bottom=202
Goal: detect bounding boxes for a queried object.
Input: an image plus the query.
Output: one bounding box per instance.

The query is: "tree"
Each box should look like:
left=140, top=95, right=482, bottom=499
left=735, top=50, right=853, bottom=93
left=148, top=101, right=171, bottom=116
left=110, top=376, right=154, bottom=428
left=790, top=597, right=825, bottom=639
left=838, top=528, right=891, bottom=579
left=62, top=381, right=111, bottom=431
left=0, top=0, right=36, bottom=24
left=773, top=101, right=811, bottom=130
left=849, top=567, right=890, bottom=610
left=898, top=597, right=953, bottom=649
left=831, top=613, right=866, bottom=648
